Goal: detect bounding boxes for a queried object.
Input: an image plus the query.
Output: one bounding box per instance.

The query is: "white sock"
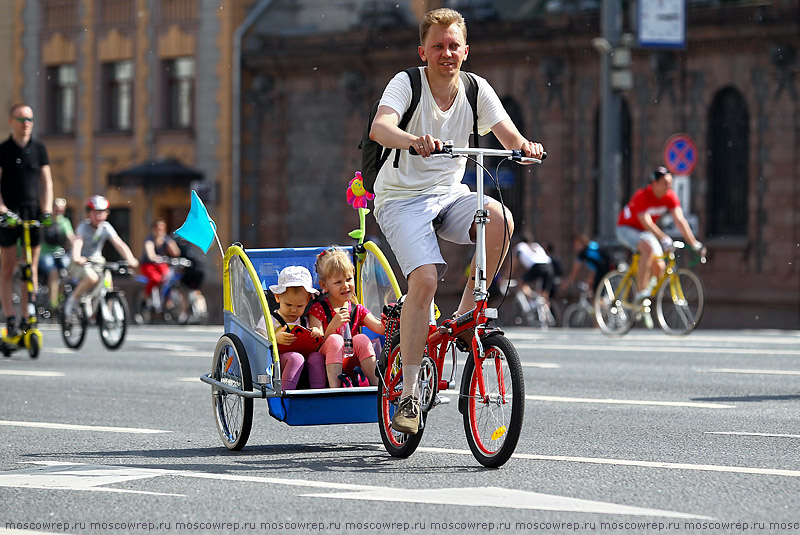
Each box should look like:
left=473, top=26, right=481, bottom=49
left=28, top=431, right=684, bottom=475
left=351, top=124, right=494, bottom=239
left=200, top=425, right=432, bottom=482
left=401, top=364, right=421, bottom=399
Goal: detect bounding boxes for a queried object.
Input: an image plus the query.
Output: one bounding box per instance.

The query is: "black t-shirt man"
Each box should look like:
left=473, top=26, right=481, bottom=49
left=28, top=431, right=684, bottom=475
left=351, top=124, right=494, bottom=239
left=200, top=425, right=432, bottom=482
left=0, top=135, right=49, bottom=247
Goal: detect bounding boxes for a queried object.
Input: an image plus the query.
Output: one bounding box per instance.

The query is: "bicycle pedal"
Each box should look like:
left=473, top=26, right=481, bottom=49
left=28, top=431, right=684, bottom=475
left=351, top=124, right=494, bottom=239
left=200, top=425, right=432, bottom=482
left=433, top=395, right=450, bottom=407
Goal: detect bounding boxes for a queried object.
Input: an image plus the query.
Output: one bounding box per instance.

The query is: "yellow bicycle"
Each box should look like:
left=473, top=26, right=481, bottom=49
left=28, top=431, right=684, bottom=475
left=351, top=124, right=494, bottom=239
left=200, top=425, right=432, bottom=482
left=593, top=241, right=706, bottom=336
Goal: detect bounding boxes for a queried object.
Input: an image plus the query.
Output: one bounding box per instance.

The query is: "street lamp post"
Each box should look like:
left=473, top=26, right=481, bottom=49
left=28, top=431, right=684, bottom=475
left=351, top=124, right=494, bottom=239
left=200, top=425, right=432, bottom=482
left=596, top=0, right=624, bottom=244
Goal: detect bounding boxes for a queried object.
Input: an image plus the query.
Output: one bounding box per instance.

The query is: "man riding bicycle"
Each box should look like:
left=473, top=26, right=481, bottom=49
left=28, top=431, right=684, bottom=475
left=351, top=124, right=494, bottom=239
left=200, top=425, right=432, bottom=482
left=64, top=195, right=139, bottom=319
left=616, top=166, right=704, bottom=301
left=369, top=8, right=545, bottom=434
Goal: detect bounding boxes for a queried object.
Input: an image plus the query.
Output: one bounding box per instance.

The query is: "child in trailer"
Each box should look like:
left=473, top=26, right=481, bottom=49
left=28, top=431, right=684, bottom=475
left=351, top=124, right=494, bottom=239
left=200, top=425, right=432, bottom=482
left=256, top=266, right=326, bottom=390
left=309, top=247, right=385, bottom=387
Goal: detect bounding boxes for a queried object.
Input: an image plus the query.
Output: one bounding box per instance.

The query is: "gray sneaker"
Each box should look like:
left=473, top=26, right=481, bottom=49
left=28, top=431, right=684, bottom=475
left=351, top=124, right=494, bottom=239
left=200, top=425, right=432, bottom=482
left=391, top=396, right=420, bottom=435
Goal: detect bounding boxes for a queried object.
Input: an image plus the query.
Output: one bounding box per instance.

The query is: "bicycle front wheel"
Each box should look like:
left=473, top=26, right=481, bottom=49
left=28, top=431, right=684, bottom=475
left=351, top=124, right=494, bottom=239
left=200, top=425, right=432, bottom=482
left=99, top=293, right=129, bottom=350
left=656, top=269, right=705, bottom=335
left=377, top=332, right=426, bottom=458
left=594, top=271, right=637, bottom=336
left=461, top=334, right=524, bottom=468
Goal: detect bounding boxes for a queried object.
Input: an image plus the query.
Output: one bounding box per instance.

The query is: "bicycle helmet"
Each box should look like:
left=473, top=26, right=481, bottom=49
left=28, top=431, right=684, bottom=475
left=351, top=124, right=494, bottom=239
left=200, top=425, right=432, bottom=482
left=86, top=195, right=110, bottom=211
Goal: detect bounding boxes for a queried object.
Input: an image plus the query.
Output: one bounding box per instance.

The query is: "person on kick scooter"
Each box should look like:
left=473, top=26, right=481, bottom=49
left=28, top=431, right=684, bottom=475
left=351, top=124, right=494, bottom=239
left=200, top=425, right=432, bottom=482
left=0, top=104, right=54, bottom=340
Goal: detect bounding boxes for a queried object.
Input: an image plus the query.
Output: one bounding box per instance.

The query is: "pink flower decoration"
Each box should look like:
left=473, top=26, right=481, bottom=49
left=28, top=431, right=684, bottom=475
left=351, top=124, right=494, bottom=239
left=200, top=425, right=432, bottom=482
left=346, top=171, right=375, bottom=209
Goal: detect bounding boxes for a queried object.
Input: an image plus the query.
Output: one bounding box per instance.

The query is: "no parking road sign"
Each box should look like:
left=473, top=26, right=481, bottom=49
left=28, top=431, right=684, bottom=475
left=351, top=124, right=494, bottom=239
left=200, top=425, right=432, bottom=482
left=663, top=134, right=698, bottom=175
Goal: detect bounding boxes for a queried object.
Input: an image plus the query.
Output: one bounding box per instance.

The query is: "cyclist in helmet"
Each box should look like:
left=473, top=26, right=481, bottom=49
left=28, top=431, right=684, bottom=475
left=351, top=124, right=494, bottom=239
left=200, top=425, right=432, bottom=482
left=64, top=195, right=139, bottom=319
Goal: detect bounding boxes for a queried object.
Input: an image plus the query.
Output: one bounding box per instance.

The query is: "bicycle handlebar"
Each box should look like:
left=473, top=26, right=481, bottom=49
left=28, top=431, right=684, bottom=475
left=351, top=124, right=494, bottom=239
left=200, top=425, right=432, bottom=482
left=409, top=143, right=546, bottom=164
left=154, top=256, right=192, bottom=267
left=669, top=240, right=707, bottom=264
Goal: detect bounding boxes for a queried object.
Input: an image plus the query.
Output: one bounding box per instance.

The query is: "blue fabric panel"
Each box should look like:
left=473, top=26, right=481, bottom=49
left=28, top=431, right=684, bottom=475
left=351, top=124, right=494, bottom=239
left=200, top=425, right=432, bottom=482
left=246, top=246, right=354, bottom=291
left=267, top=390, right=378, bottom=426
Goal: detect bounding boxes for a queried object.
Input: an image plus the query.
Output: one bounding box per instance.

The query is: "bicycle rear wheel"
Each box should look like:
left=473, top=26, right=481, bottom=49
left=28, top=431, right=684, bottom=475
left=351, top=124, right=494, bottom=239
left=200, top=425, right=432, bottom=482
left=564, top=303, right=592, bottom=328
left=99, top=293, right=129, bottom=350
left=594, top=271, right=637, bottom=336
left=59, top=286, right=87, bottom=350
left=164, top=284, right=191, bottom=325
left=656, top=268, right=704, bottom=335
left=461, top=334, right=524, bottom=468
left=377, top=332, right=426, bottom=458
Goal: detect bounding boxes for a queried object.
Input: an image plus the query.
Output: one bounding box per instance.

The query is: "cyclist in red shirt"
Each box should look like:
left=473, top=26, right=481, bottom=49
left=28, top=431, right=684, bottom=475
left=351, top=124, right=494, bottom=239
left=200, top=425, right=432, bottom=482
left=616, top=166, right=704, bottom=301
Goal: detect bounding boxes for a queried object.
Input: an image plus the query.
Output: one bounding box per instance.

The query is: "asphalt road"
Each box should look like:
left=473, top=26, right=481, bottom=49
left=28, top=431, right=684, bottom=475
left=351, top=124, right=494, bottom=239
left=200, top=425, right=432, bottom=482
left=1, top=324, right=799, bottom=535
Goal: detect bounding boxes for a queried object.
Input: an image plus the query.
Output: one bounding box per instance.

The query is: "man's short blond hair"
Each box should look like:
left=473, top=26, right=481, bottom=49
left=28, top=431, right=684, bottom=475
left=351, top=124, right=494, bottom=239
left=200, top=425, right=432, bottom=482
left=419, top=8, right=467, bottom=45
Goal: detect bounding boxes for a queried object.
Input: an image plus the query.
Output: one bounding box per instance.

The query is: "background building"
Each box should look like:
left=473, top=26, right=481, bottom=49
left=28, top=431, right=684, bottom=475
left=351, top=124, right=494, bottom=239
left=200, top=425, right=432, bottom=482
left=6, top=0, right=799, bottom=328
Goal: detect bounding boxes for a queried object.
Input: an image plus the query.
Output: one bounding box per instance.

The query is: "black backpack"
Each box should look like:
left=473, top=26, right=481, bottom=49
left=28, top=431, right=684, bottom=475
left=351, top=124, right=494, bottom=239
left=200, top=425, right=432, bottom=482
left=358, top=67, right=479, bottom=194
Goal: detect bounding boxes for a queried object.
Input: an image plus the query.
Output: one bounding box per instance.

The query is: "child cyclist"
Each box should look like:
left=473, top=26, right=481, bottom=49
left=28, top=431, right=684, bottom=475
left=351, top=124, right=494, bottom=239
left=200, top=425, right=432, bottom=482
left=64, top=195, right=139, bottom=319
left=255, top=266, right=326, bottom=390
left=309, top=247, right=385, bottom=388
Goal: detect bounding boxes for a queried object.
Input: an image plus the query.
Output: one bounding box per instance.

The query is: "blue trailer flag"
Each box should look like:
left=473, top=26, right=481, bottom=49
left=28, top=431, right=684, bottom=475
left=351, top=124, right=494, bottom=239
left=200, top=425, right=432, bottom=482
left=175, top=190, right=217, bottom=254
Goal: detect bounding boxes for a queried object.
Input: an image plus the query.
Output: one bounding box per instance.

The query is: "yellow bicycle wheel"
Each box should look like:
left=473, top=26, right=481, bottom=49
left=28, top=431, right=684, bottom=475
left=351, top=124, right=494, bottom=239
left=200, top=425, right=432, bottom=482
left=594, top=270, right=637, bottom=336
left=655, top=268, right=704, bottom=335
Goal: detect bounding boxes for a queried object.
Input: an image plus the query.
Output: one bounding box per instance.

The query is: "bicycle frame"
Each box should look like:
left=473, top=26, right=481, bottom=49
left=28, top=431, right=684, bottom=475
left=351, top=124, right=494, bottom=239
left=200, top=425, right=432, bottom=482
left=387, top=146, right=542, bottom=409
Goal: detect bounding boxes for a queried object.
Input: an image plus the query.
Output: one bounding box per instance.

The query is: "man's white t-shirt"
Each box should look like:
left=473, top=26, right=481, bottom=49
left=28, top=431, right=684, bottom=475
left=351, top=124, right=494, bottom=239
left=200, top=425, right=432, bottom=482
left=373, top=67, right=510, bottom=212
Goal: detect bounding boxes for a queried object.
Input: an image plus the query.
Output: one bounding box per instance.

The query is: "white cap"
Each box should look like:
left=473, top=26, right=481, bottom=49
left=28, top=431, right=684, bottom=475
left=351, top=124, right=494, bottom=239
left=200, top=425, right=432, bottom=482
left=269, top=266, right=319, bottom=295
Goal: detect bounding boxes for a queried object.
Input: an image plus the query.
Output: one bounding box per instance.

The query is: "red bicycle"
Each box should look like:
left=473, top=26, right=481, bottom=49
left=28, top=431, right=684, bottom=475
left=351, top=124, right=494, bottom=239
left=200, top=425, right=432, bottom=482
left=377, top=144, right=544, bottom=467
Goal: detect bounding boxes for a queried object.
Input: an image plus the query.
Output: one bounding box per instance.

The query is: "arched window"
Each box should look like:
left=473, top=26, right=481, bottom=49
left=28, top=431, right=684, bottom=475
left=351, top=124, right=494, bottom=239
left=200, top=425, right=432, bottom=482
left=707, top=87, right=749, bottom=236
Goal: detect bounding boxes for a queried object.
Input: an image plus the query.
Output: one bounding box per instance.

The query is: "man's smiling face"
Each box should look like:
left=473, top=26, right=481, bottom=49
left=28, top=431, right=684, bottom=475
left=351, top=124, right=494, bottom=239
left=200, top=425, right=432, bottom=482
left=419, top=23, right=468, bottom=80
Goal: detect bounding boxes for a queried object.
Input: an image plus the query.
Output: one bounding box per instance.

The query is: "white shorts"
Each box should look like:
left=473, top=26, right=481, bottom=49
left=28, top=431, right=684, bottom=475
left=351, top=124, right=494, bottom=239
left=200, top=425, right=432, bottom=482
left=616, top=225, right=664, bottom=256
left=376, top=190, right=494, bottom=279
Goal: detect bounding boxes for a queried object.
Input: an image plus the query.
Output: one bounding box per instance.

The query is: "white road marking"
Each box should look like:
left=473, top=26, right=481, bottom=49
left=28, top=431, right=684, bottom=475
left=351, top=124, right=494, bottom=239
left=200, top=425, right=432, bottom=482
left=0, top=420, right=169, bottom=434
left=440, top=390, right=733, bottom=409
left=0, top=370, right=64, bottom=377
left=698, top=368, right=800, bottom=376
left=140, top=343, right=202, bottom=352
left=506, top=331, right=800, bottom=346
left=413, top=446, right=800, bottom=478
left=527, top=395, right=734, bottom=409
left=0, top=463, right=180, bottom=496
left=301, top=486, right=712, bottom=519
left=705, top=431, right=800, bottom=439
left=126, top=334, right=220, bottom=343
left=512, top=343, right=800, bottom=356
left=7, top=462, right=710, bottom=519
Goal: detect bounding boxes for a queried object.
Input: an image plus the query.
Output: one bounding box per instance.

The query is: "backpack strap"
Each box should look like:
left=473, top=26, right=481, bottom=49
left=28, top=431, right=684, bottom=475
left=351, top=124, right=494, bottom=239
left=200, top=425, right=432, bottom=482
left=320, top=299, right=357, bottom=331
left=272, top=311, right=287, bottom=328
left=391, top=69, right=479, bottom=169
left=460, top=71, right=479, bottom=148
left=391, top=67, right=423, bottom=169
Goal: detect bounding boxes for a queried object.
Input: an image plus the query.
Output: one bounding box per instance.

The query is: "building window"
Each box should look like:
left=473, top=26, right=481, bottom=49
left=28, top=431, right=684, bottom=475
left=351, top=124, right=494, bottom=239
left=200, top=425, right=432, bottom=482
left=46, top=64, right=76, bottom=134
left=100, top=0, right=134, bottom=26
left=102, top=60, right=134, bottom=132
left=103, top=207, right=130, bottom=262
left=163, top=57, right=195, bottom=129
left=707, top=87, right=749, bottom=236
left=158, top=0, right=197, bottom=23
left=43, top=0, right=78, bottom=32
